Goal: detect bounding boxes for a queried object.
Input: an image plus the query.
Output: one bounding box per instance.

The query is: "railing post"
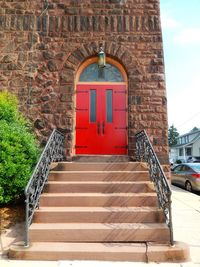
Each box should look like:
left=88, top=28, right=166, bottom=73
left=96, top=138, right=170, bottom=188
left=25, top=195, right=29, bottom=247
left=169, top=194, right=174, bottom=246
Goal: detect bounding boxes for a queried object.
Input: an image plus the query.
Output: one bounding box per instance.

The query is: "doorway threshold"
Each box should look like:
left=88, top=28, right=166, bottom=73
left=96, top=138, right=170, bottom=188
left=72, top=155, right=131, bottom=162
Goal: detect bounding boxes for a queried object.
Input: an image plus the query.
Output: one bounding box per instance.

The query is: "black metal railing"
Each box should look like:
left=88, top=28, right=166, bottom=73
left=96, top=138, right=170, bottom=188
left=24, top=129, right=65, bottom=246
left=135, top=130, right=174, bottom=246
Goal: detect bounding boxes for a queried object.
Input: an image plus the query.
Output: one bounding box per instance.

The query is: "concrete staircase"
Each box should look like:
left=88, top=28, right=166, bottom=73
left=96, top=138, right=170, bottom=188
left=9, top=159, right=189, bottom=262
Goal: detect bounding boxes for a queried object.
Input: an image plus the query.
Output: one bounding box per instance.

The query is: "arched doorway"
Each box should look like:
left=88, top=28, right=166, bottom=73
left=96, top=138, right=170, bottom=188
left=75, top=57, right=128, bottom=155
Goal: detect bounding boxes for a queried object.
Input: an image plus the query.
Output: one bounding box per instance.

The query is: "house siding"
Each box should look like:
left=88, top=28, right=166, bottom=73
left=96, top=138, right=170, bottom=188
left=0, top=0, right=169, bottom=164
left=193, top=138, right=200, bottom=156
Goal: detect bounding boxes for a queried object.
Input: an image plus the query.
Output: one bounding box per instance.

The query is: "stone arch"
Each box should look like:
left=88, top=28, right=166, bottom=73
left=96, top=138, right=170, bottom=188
left=61, top=41, right=142, bottom=157
left=63, top=41, right=140, bottom=76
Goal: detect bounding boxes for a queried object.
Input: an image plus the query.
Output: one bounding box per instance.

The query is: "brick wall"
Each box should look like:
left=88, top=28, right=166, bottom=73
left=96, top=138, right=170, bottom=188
left=0, top=0, right=169, bottom=164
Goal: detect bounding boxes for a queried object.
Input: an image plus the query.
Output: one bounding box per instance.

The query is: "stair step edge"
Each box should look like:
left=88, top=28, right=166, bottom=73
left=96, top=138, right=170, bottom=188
left=30, top=223, right=168, bottom=230
left=35, top=207, right=162, bottom=212
left=41, top=192, right=157, bottom=196
left=47, top=181, right=153, bottom=184
left=50, top=170, right=149, bottom=173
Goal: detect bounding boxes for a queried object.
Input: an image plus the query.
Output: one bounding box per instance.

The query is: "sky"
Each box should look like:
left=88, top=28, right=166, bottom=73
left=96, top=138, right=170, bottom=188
left=160, top=0, right=200, bottom=135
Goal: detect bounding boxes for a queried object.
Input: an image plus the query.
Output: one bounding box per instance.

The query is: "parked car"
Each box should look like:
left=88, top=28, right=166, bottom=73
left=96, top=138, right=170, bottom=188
left=187, top=156, right=200, bottom=163
left=170, top=163, right=178, bottom=171
left=171, top=163, right=200, bottom=192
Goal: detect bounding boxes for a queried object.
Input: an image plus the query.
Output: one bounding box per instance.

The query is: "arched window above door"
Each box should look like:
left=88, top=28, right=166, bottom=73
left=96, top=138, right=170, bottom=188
left=79, top=63, right=124, bottom=82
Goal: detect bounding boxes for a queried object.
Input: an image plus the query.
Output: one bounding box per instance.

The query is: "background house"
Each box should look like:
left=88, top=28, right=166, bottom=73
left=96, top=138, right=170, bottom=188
left=170, top=128, right=200, bottom=163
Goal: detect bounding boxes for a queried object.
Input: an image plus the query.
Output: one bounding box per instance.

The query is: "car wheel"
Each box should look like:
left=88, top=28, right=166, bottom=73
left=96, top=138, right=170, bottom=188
left=185, top=181, right=192, bottom=192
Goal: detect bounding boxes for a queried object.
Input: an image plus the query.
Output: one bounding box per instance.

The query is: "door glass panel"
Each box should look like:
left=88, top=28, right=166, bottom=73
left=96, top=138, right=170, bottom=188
left=80, top=63, right=123, bottom=82
left=90, top=90, right=96, bottom=123
left=106, top=90, right=113, bottom=123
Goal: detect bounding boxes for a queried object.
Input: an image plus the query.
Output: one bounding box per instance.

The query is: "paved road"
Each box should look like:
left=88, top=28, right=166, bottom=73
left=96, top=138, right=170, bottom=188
left=1, top=185, right=200, bottom=267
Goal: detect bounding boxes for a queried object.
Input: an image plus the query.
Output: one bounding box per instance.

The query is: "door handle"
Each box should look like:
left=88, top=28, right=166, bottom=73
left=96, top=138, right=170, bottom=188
left=102, top=121, right=105, bottom=135
left=97, top=122, right=100, bottom=135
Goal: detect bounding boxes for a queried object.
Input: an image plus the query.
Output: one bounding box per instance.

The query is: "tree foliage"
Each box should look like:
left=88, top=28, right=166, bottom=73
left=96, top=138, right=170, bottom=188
left=190, top=127, right=199, bottom=132
left=0, top=91, right=40, bottom=204
left=168, top=125, right=179, bottom=147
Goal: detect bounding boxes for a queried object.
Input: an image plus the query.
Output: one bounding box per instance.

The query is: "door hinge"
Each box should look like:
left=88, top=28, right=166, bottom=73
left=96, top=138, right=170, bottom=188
left=114, top=108, right=128, bottom=112
left=114, top=145, right=128, bottom=149
left=75, top=145, right=88, bottom=148
left=114, top=91, right=126, bottom=94
left=75, top=127, right=88, bottom=130
left=114, top=126, right=128, bottom=130
left=76, top=90, right=88, bottom=94
left=76, top=108, right=88, bottom=111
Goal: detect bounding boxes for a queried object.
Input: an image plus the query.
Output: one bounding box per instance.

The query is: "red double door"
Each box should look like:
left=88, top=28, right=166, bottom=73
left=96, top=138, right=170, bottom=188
left=76, top=84, right=127, bottom=155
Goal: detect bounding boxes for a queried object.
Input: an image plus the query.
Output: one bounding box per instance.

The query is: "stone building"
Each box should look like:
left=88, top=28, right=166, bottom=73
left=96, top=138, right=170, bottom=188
left=2, top=1, right=191, bottom=262
left=0, top=0, right=168, bottom=164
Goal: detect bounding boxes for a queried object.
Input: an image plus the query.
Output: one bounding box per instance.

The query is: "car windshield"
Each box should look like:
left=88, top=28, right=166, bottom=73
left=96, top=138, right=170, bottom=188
left=190, top=164, right=200, bottom=172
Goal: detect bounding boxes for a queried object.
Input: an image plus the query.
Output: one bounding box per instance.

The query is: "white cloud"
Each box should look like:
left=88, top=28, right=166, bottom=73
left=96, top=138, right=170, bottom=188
left=174, top=28, right=200, bottom=45
left=167, top=73, right=200, bottom=134
left=191, top=72, right=200, bottom=88
left=161, top=14, right=181, bottom=29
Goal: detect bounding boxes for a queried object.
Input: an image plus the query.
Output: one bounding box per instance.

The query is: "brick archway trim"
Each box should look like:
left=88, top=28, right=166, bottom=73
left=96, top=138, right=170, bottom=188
left=64, top=41, right=140, bottom=76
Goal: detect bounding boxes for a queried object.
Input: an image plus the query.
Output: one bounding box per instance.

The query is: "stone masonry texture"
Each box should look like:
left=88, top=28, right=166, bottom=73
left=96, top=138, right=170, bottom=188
left=0, top=0, right=169, bottom=164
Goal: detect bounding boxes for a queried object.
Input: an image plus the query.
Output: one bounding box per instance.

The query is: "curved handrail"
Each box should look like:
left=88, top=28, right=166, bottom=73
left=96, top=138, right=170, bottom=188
left=24, top=129, right=65, bottom=246
left=135, top=130, right=174, bottom=245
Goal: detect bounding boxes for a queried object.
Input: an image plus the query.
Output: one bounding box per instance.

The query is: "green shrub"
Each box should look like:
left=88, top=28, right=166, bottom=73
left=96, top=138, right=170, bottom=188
left=0, top=91, right=39, bottom=204
left=0, top=91, right=22, bottom=123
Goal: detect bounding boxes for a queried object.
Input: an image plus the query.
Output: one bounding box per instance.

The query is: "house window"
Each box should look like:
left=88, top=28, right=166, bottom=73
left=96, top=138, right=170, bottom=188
left=179, top=148, right=183, bottom=156
left=181, top=136, right=187, bottom=144
left=186, top=147, right=192, bottom=156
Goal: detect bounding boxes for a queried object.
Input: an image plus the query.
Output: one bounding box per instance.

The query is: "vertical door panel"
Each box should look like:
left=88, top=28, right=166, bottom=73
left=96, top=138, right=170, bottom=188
left=76, top=85, right=99, bottom=154
left=101, top=85, right=127, bottom=154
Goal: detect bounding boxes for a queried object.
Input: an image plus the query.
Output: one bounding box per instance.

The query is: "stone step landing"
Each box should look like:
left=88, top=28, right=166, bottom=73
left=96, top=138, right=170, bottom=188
left=10, top=242, right=190, bottom=262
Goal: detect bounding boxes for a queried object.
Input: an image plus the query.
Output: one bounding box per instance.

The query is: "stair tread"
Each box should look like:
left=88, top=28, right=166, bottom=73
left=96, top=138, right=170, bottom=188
left=47, top=181, right=152, bottom=184
left=11, top=242, right=146, bottom=252
left=52, top=162, right=149, bottom=171
left=41, top=192, right=157, bottom=196
left=30, top=223, right=168, bottom=230
left=50, top=170, right=149, bottom=173
left=73, top=155, right=130, bottom=162
left=57, top=162, right=146, bottom=165
left=36, top=206, right=161, bottom=212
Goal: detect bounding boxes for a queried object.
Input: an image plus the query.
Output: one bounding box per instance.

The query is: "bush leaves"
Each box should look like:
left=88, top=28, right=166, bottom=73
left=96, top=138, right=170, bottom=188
left=0, top=91, right=40, bottom=204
